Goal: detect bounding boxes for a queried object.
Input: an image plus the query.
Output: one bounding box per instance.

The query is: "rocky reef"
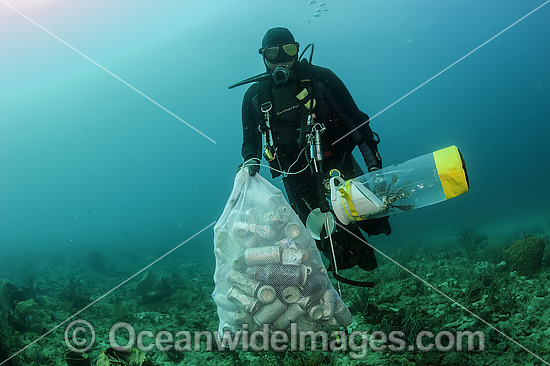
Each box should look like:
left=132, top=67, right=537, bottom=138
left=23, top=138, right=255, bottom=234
left=504, top=236, right=545, bottom=277
left=0, top=230, right=548, bottom=365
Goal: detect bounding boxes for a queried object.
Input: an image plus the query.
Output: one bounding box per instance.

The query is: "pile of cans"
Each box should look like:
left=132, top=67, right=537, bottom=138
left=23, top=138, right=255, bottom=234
left=214, top=196, right=353, bottom=335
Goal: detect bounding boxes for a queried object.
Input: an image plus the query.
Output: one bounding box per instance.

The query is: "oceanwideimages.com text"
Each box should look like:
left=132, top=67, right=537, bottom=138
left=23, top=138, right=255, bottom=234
left=65, top=320, right=485, bottom=359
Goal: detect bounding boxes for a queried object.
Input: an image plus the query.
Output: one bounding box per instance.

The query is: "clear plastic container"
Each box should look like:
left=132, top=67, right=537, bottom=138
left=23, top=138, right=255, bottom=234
left=330, top=145, right=469, bottom=224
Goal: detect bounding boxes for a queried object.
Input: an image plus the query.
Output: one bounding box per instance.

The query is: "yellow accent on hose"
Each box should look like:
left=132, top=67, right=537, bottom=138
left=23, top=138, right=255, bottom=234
left=433, top=145, right=469, bottom=200
left=329, top=169, right=341, bottom=178
left=296, top=88, right=308, bottom=100
left=304, top=99, right=316, bottom=110
left=296, top=88, right=316, bottom=110
left=337, top=181, right=360, bottom=222
left=263, top=134, right=275, bottom=161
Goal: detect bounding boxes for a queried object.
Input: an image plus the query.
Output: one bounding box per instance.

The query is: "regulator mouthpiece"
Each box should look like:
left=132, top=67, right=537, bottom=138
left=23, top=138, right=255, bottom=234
left=272, top=66, right=290, bottom=85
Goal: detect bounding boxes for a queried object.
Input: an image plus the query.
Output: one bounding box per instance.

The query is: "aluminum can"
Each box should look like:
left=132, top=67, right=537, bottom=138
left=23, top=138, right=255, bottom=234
left=320, top=317, right=340, bottom=331
left=320, top=290, right=337, bottom=318
left=301, top=273, right=325, bottom=295
left=226, top=310, right=253, bottom=326
left=277, top=204, right=290, bottom=219
left=245, top=246, right=281, bottom=265
left=308, top=305, right=323, bottom=321
left=282, top=286, right=301, bottom=304
left=284, top=222, right=301, bottom=238
left=273, top=303, right=306, bottom=330
left=248, top=264, right=303, bottom=286
left=296, top=296, right=311, bottom=308
left=253, top=298, right=287, bottom=326
left=228, top=270, right=260, bottom=296
left=333, top=300, right=353, bottom=327
left=281, top=247, right=304, bottom=266
left=257, top=285, right=276, bottom=304
left=227, top=287, right=258, bottom=313
left=214, top=293, right=236, bottom=311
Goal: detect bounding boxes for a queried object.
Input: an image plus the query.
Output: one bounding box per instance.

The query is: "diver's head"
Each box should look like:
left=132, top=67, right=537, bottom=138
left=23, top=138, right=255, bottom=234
left=259, top=27, right=299, bottom=84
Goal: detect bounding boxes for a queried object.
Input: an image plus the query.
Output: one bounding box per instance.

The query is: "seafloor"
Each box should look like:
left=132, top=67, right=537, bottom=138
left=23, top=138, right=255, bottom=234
left=1, top=224, right=549, bottom=366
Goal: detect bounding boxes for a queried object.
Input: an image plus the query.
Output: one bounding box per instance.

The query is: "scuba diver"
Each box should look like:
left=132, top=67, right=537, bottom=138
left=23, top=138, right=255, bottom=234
left=233, top=27, right=391, bottom=277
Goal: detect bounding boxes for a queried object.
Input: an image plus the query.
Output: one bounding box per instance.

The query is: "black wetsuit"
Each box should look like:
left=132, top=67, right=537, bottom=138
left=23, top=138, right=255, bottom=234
left=241, top=62, right=390, bottom=271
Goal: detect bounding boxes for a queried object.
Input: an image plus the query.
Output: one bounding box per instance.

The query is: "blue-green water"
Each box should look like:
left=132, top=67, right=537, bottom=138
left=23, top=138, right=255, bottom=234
left=0, top=1, right=549, bottom=363
left=2, top=0, right=548, bottom=268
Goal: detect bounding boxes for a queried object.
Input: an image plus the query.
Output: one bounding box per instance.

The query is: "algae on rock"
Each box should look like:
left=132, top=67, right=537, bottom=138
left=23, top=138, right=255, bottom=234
left=504, top=236, right=545, bottom=276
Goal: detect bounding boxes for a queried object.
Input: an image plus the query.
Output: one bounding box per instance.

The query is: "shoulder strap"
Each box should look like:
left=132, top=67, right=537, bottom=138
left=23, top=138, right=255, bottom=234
left=295, top=63, right=316, bottom=111
left=258, top=80, right=271, bottom=127
left=295, top=65, right=317, bottom=147
left=256, top=80, right=277, bottom=161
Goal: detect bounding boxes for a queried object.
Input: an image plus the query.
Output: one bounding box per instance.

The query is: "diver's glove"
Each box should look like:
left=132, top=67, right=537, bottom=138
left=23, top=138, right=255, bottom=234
left=247, top=165, right=259, bottom=176
left=241, top=158, right=260, bottom=176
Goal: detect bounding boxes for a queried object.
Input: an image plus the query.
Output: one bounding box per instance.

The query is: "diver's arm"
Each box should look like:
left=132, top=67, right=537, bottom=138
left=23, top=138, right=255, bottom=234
left=358, top=141, right=381, bottom=171
left=241, top=84, right=262, bottom=162
left=312, top=66, right=382, bottom=170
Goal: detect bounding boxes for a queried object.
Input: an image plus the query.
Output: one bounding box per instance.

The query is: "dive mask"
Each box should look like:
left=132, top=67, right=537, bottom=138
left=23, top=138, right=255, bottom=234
left=259, top=43, right=299, bottom=62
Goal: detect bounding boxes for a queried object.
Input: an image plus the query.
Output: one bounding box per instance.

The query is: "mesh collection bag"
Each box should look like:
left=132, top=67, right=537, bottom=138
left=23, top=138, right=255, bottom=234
left=212, top=169, right=353, bottom=337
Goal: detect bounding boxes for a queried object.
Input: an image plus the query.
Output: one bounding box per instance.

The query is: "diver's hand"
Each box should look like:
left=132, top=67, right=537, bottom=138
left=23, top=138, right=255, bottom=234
left=247, top=165, right=259, bottom=176
left=237, top=163, right=259, bottom=176
left=242, top=158, right=260, bottom=176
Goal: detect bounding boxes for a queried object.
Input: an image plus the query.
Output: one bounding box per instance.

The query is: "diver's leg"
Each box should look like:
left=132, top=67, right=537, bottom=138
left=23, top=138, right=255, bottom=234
left=356, top=217, right=392, bottom=236
left=326, top=224, right=378, bottom=271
